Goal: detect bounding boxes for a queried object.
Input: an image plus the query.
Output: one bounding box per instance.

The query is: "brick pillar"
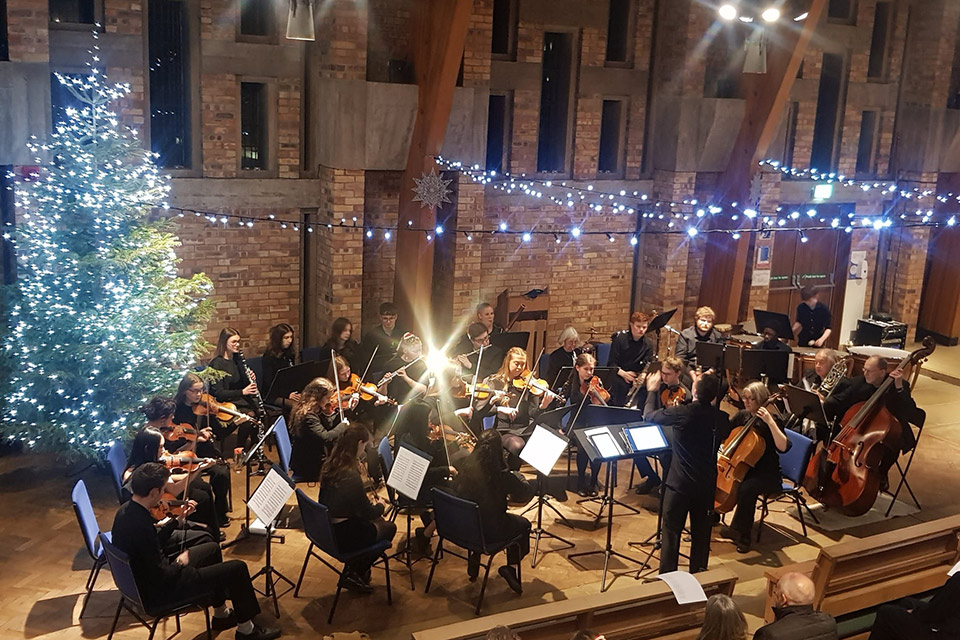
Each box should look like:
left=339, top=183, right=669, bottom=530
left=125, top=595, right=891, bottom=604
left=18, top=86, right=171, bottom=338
left=316, top=167, right=365, bottom=334
left=744, top=171, right=782, bottom=318
left=316, top=0, right=369, bottom=79
left=571, top=23, right=606, bottom=179
left=6, top=0, right=49, bottom=63
left=452, top=174, right=485, bottom=319
left=509, top=27, right=543, bottom=175
left=462, top=0, right=493, bottom=87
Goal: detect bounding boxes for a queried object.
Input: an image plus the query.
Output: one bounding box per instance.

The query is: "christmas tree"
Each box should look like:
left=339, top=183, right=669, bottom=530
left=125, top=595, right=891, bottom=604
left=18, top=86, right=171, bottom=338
left=1, top=69, right=213, bottom=458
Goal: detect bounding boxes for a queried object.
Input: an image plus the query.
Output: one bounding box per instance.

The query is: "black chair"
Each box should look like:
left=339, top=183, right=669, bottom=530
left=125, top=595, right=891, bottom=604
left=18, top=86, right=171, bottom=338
left=756, top=428, right=819, bottom=542
left=292, top=489, right=392, bottom=624
left=300, top=346, right=326, bottom=363
left=885, top=407, right=926, bottom=517
left=71, top=479, right=110, bottom=618
left=106, top=441, right=127, bottom=504
left=424, top=488, right=526, bottom=615
left=99, top=535, right=213, bottom=640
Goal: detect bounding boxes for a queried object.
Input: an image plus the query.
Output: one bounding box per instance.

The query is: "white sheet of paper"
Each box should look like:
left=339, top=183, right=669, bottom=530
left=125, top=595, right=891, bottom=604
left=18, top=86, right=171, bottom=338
left=387, top=444, right=432, bottom=501
left=949, top=560, right=960, bottom=576
left=520, top=425, right=568, bottom=476
left=247, top=466, right=295, bottom=525
left=658, top=571, right=708, bottom=605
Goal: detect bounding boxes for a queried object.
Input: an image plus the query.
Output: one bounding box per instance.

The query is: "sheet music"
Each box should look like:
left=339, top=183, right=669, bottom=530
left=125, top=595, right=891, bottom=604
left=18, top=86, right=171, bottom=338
left=520, top=425, right=568, bottom=476
left=247, top=467, right=295, bottom=525
left=658, top=571, right=708, bottom=605
left=387, top=444, right=432, bottom=500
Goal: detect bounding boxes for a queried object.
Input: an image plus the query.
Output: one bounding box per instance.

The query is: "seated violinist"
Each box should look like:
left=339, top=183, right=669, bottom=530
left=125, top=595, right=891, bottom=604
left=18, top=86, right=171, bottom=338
left=174, top=372, right=256, bottom=445
left=717, top=381, right=790, bottom=554
left=632, top=357, right=692, bottom=495
left=144, top=395, right=231, bottom=529
left=123, top=426, right=223, bottom=542
left=560, top=352, right=609, bottom=496
left=823, top=355, right=920, bottom=490
left=378, top=333, right=429, bottom=405
left=322, top=317, right=361, bottom=370
left=474, top=347, right=555, bottom=469
left=112, top=463, right=281, bottom=640
left=288, top=377, right=349, bottom=483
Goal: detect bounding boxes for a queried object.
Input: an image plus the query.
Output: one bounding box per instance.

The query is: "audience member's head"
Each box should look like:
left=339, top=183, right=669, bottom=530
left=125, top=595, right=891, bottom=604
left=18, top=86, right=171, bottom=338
left=775, top=572, right=817, bottom=608
left=569, top=631, right=604, bottom=640
left=485, top=625, right=520, bottom=640
left=696, top=594, right=746, bottom=640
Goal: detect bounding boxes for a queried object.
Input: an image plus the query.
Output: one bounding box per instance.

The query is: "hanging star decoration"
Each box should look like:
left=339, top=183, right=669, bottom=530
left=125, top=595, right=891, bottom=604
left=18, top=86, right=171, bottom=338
left=749, top=172, right=764, bottom=207
left=412, top=169, right=452, bottom=210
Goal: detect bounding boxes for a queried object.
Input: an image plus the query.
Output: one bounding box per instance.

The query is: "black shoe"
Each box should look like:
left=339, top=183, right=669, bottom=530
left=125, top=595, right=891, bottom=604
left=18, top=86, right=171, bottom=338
left=361, top=567, right=372, bottom=584
left=718, top=526, right=741, bottom=542
left=219, top=516, right=232, bottom=528
left=577, top=487, right=590, bottom=498
left=236, top=623, right=282, bottom=640
left=498, top=565, right=522, bottom=594
left=413, top=528, right=432, bottom=555
left=467, top=552, right=480, bottom=581
left=880, top=474, right=890, bottom=493
left=547, top=483, right=568, bottom=503
left=736, top=540, right=752, bottom=554
left=339, top=571, right=373, bottom=594
left=588, top=485, right=599, bottom=497
left=212, top=611, right=237, bottom=630
left=218, top=531, right=227, bottom=542
left=634, top=478, right=661, bottom=495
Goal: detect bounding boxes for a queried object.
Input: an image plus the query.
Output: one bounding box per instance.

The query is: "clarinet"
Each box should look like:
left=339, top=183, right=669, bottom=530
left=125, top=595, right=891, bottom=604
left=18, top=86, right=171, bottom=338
left=235, top=349, right=267, bottom=425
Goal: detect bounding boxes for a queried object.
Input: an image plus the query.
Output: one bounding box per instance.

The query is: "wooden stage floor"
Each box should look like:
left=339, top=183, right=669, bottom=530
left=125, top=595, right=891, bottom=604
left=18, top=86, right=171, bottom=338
left=3, top=371, right=960, bottom=640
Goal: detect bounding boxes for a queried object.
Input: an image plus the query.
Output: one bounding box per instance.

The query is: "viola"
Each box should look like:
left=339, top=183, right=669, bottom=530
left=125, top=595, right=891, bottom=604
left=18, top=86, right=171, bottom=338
left=428, top=423, right=477, bottom=452
left=149, top=493, right=192, bottom=521
left=580, top=376, right=610, bottom=406
left=512, top=372, right=564, bottom=401
left=803, top=337, right=935, bottom=516
left=160, top=451, right=207, bottom=472
left=160, top=422, right=201, bottom=443
left=193, top=393, right=258, bottom=425
left=661, top=386, right=687, bottom=407
left=715, top=392, right=784, bottom=513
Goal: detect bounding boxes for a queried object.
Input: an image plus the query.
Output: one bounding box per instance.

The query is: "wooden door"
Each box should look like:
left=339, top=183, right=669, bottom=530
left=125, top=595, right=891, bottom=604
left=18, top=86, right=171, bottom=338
left=918, top=227, right=960, bottom=345
left=766, top=228, right=849, bottom=348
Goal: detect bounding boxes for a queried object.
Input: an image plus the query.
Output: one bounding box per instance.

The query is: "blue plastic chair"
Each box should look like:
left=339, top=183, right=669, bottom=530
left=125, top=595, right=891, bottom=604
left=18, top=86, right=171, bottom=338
left=72, top=480, right=111, bottom=618
left=594, top=342, right=612, bottom=367
left=273, top=416, right=292, bottom=476
left=424, top=489, right=527, bottom=615
left=757, top=429, right=820, bottom=541
left=482, top=415, right=496, bottom=431
left=99, top=535, right=213, bottom=640
left=293, top=489, right=392, bottom=624
left=106, top=441, right=127, bottom=504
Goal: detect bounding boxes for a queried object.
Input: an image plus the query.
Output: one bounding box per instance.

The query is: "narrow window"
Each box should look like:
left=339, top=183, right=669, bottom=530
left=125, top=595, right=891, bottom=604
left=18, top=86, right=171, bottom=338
left=598, top=100, right=623, bottom=174
left=537, top=32, right=573, bottom=173
left=491, top=0, right=516, bottom=58
left=148, top=0, right=191, bottom=169
left=239, top=0, right=271, bottom=37
left=605, top=0, right=631, bottom=63
left=240, top=82, right=267, bottom=170
left=486, top=94, right=509, bottom=173
left=783, top=101, right=799, bottom=168
left=867, top=2, right=891, bottom=79
left=49, top=0, right=95, bottom=24
left=0, top=0, right=8, bottom=61
left=827, top=0, right=856, bottom=23
left=810, top=53, right=846, bottom=171
left=856, top=111, right=878, bottom=176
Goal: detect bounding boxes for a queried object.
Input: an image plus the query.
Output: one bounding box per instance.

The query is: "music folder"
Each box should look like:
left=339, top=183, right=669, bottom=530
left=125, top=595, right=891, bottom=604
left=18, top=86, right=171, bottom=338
left=264, top=360, right=330, bottom=403
left=781, top=384, right=829, bottom=425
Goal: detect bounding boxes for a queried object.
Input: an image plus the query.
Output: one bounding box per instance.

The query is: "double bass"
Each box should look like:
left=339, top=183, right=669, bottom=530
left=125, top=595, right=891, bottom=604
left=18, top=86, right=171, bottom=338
left=802, top=337, right=934, bottom=517
left=715, top=391, right=784, bottom=513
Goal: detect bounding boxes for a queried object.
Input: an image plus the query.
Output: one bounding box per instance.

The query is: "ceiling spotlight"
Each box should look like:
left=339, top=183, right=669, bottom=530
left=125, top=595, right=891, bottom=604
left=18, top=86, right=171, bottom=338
left=738, top=15, right=754, bottom=23
left=761, top=7, right=780, bottom=22
left=793, top=11, right=808, bottom=21
left=718, top=3, right=738, bottom=20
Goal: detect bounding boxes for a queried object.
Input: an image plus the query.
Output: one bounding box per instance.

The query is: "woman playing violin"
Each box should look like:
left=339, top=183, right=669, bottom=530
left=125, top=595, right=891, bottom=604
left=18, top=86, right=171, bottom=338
left=144, top=395, right=231, bottom=528
left=288, top=377, right=349, bottom=483
left=716, top=381, right=790, bottom=554
left=560, top=352, right=608, bottom=496
left=123, top=427, right=223, bottom=541
left=328, top=355, right=362, bottom=414
left=474, top=347, right=553, bottom=468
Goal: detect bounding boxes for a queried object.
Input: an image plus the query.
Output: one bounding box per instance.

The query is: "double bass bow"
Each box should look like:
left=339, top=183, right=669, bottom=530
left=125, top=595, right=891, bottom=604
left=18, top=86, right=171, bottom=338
left=715, top=391, right=784, bottom=513
left=802, top=337, right=935, bottom=517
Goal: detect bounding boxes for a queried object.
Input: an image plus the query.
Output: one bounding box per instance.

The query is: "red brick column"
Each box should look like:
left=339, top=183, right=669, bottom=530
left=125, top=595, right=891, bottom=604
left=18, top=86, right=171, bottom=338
left=452, top=174, right=485, bottom=321
left=5, top=0, right=48, bottom=62
left=317, top=167, right=365, bottom=332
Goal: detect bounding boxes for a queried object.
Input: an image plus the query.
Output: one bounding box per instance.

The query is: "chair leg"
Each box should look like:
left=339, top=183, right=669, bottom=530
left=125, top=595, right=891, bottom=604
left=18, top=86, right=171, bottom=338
left=424, top=539, right=443, bottom=593
left=756, top=497, right=768, bottom=543
left=327, top=581, right=344, bottom=625
left=80, top=559, right=103, bottom=619
left=203, top=606, right=213, bottom=640
left=475, top=555, right=496, bottom=616
left=794, top=495, right=808, bottom=537
left=294, top=543, right=313, bottom=597
left=108, top=598, right=123, bottom=640
left=382, top=553, right=392, bottom=605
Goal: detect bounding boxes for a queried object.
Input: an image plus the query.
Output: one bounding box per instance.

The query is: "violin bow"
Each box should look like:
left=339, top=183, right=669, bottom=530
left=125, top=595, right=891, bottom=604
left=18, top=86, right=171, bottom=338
left=434, top=397, right=454, bottom=471
left=357, top=344, right=379, bottom=391
left=470, top=344, right=485, bottom=407
left=331, top=348, right=346, bottom=425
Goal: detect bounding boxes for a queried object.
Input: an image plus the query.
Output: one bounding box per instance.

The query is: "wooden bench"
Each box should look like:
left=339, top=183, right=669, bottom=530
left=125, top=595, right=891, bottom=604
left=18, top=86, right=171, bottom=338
left=411, top=568, right=738, bottom=640
left=762, top=515, right=960, bottom=632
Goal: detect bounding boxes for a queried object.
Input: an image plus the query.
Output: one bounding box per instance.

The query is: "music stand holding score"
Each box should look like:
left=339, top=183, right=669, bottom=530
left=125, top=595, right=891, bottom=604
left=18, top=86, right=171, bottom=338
left=519, top=424, right=576, bottom=567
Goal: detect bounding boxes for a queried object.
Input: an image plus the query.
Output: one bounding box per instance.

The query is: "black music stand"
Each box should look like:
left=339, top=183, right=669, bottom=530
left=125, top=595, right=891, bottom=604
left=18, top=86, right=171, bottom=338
left=647, top=308, right=677, bottom=336
left=264, top=359, right=330, bottom=406
left=519, top=424, right=576, bottom=567
left=741, top=349, right=790, bottom=388
left=781, top=385, right=829, bottom=426
left=569, top=405, right=646, bottom=526
left=222, top=416, right=284, bottom=550
left=568, top=422, right=667, bottom=591
left=491, top=331, right=530, bottom=352
left=247, top=466, right=296, bottom=617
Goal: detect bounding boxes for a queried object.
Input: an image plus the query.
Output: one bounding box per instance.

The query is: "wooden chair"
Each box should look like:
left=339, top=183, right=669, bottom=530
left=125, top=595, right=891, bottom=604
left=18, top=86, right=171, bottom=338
left=762, top=514, right=960, bottom=635
left=412, top=567, right=737, bottom=640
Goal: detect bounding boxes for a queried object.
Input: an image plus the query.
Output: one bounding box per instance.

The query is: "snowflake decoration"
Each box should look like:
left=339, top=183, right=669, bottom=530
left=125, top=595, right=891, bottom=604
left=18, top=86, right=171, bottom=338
left=748, top=172, right=763, bottom=207
left=412, top=169, right=452, bottom=210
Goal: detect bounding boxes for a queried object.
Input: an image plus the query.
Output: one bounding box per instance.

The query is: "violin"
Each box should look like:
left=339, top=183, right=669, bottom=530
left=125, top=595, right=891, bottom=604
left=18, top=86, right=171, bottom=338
left=462, top=382, right=511, bottom=403
left=160, top=450, right=208, bottom=472
left=512, top=372, right=564, bottom=402
left=193, top=393, right=258, bottom=425
left=341, top=373, right=397, bottom=406
left=580, top=376, right=610, bottom=406
left=428, top=423, right=477, bottom=452
left=661, top=386, right=687, bottom=407
left=150, top=493, right=192, bottom=521
left=159, top=422, right=202, bottom=443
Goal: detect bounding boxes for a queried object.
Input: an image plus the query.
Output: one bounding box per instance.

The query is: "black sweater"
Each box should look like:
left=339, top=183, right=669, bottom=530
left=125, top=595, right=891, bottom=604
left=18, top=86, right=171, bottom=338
left=289, top=413, right=347, bottom=482
left=318, top=469, right=384, bottom=521
left=209, top=355, right=255, bottom=413
left=261, top=350, right=295, bottom=401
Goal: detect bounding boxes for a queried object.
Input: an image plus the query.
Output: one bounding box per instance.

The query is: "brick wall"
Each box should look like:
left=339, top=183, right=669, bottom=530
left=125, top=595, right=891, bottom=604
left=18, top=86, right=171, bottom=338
left=462, top=0, right=492, bottom=86
left=316, top=0, right=368, bottom=80
left=201, top=74, right=239, bottom=177
left=6, top=0, right=48, bottom=62
left=366, top=0, right=414, bottom=82
left=362, top=171, right=401, bottom=329
left=174, top=212, right=301, bottom=357
left=316, top=166, right=365, bottom=335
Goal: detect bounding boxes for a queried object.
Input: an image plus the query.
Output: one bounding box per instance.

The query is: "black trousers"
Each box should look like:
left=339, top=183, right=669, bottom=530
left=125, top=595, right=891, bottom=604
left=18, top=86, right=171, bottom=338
left=202, top=463, right=231, bottom=519
left=868, top=603, right=940, bottom=640
left=332, top=518, right=397, bottom=574
left=729, top=471, right=780, bottom=541
left=485, top=513, right=531, bottom=565
left=184, top=477, right=221, bottom=541
left=660, top=485, right=712, bottom=574
left=150, top=542, right=260, bottom=623
left=576, top=447, right=601, bottom=490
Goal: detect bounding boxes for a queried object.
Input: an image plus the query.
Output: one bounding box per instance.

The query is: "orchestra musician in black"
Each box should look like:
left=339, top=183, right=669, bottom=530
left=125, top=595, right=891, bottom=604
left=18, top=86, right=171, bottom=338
left=675, top=306, right=721, bottom=368
left=544, top=326, right=581, bottom=391
left=607, top=311, right=654, bottom=406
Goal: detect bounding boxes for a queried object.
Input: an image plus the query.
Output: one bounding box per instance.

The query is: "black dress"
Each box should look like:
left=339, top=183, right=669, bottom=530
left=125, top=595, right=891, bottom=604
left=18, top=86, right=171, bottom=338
left=544, top=347, right=576, bottom=391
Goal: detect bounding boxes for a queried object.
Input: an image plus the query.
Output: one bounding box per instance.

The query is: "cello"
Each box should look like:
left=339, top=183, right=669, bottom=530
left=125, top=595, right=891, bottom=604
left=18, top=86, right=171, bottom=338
left=715, top=391, right=784, bottom=513
left=802, top=337, right=934, bottom=516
